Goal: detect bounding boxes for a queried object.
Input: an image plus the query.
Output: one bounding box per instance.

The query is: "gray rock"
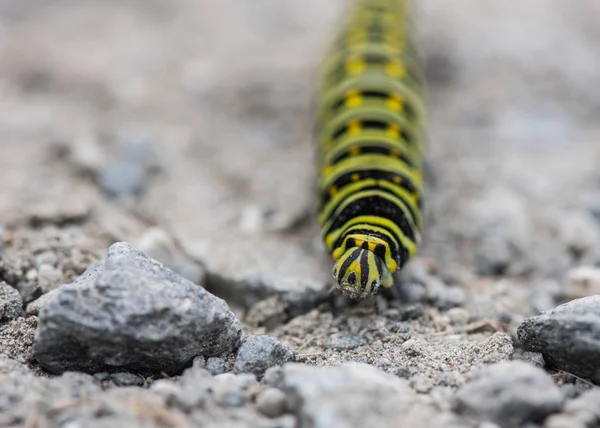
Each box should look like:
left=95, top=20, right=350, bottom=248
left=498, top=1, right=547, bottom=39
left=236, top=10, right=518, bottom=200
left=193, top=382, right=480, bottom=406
left=206, top=357, right=229, bottom=375
left=34, top=242, right=242, bottom=374
left=256, top=387, right=288, bottom=418
left=453, top=361, right=564, bottom=427
left=108, top=372, right=145, bottom=387
left=324, top=332, right=367, bottom=350
left=0, top=281, right=23, bottom=323
left=233, top=335, right=295, bottom=378
left=0, top=316, right=37, bottom=363
left=521, top=351, right=545, bottom=369
left=517, top=296, right=600, bottom=383
left=276, top=362, right=458, bottom=428
left=97, top=160, right=147, bottom=197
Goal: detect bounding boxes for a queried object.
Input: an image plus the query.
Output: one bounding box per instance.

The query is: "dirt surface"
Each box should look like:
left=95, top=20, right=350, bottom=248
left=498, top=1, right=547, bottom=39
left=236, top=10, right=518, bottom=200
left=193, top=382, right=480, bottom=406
left=1, top=1, right=600, bottom=427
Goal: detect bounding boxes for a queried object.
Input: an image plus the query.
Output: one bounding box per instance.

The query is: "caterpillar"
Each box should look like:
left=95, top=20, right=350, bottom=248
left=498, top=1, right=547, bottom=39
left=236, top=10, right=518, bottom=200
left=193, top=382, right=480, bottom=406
left=315, top=0, right=425, bottom=300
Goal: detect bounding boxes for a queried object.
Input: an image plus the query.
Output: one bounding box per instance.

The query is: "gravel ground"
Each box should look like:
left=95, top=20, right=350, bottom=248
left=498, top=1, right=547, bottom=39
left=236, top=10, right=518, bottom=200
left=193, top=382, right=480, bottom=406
left=1, top=1, right=600, bottom=427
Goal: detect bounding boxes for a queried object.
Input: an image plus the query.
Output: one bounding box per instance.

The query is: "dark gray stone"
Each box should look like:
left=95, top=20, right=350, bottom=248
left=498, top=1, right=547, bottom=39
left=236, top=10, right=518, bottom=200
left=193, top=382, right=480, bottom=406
left=452, top=361, right=564, bottom=428
left=517, top=295, right=600, bottom=384
left=97, top=161, right=146, bottom=197
left=324, top=332, right=367, bottom=350
left=33, top=242, right=242, bottom=375
left=0, top=281, right=23, bottom=323
left=233, top=335, right=295, bottom=378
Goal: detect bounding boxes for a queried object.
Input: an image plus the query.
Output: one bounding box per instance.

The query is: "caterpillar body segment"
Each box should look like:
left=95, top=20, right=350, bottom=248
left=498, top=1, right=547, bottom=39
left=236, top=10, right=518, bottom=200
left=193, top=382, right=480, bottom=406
left=316, top=0, right=425, bottom=300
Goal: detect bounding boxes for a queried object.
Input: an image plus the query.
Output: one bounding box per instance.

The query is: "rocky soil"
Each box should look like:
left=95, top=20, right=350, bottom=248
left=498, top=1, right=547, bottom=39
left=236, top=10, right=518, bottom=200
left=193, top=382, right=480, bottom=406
left=1, top=1, right=600, bottom=427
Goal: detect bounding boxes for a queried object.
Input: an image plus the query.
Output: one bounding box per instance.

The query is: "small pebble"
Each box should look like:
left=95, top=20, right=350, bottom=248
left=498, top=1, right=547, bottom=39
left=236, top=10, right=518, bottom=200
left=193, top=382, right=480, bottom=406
left=98, top=161, right=146, bottom=198
left=26, top=269, right=38, bottom=282
left=206, top=357, right=228, bottom=376
left=233, top=335, right=295, bottom=378
left=521, top=352, right=545, bottom=369
left=400, top=303, right=425, bottom=321
left=192, top=356, right=206, bottom=368
left=395, top=365, right=411, bottom=379
left=352, top=356, right=371, bottom=364
left=375, top=357, right=392, bottom=370
left=0, top=282, right=23, bottom=323
left=109, top=372, right=145, bottom=387
left=324, top=332, right=366, bottom=350
left=256, top=387, right=287, bottom=418
left=262, top=366, right=284, bottom=387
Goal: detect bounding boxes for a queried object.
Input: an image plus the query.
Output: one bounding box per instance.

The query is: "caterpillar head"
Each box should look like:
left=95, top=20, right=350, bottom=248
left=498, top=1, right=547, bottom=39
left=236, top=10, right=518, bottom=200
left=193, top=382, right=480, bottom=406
left=332, top=247, right=393, bottom=300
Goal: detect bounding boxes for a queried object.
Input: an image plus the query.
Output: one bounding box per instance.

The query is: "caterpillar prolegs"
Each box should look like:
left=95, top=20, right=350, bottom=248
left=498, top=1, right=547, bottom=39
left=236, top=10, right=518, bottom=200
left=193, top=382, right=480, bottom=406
left=315, top=0, right=425, bottom=300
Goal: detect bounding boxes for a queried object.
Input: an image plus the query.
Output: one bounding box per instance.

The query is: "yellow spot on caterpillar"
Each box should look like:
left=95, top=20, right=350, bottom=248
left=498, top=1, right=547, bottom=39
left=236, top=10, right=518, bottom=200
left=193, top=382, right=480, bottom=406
left=345, top=90, right=363, bottom=108
left=393, top=176, right=402, bottom=184
left=386, top=124, right=400, bottom=139
left=329, top=186, right=338, bottom=197
left=348, top=146, right=360, bottom=156
left=351, top=173, right=360, bottom=181
left=411, top=192, right=419, bottom=203
left=346, top=56, right=366, bottom=76
left=386, top=94, right=404, bottom=111
left=348, top=121, right=362, bottom=135
left=324, top=165, right=334, bottom=177
left=333, top=246, right=343, bottom=260
left=386, top=60, right=405, bottom=78
left=389, top=149, right=400, bottom=158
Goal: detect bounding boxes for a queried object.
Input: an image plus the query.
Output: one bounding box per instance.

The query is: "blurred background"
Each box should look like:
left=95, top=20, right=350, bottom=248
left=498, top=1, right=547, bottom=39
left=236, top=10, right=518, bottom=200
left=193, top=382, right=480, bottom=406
left=1, top=0, right=600, bottom=318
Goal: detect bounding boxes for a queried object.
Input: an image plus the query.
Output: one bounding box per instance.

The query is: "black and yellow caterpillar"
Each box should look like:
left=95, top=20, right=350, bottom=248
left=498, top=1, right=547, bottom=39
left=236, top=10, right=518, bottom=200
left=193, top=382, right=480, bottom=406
left=315, top=0, right=425, bottom=300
